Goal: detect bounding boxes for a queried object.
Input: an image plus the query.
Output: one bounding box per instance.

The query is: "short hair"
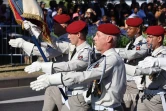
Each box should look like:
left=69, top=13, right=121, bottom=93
left=111, top=34, right=119, bottom=47
left=80, top=26, right=88, bottom=38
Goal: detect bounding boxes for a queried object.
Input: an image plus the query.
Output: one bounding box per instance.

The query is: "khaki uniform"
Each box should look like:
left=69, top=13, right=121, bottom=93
left=117, top=35, right=148, bottom=111
left=134, top=46, right=166, bottom=111
left=43, top=41, right=92, bottom=111
left=53, top=48, right=126, bottom=111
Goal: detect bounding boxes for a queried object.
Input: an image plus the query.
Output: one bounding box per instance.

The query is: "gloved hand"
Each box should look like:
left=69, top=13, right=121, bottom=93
left=9, top=38, right=34, bottom=56
left=30, top=74, right=50, bottom=91
left=138, top=56, right=159, bottom=68
left=23, top=20, right=41, bottom=39
left=24, top=61, right=53, bottom=74
left=9, top=38, right=25, bottom=48
left=30, top=73, right=62, bottom=91
left=24, top=61, right=42, bottom=73
left=140, top=67, right=161, bottom=75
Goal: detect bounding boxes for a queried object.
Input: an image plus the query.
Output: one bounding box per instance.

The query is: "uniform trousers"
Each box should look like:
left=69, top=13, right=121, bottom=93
left=137, top=92, right=163, bottom=111
left=42, top=86, right=90, bottom=111
left=122, top=81, right=139, bottom=111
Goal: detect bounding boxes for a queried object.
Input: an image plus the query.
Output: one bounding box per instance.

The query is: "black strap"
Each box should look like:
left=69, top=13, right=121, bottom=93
left=128, top=38, right=135, bottom=50
left=70, top=48, right=76, bottom=60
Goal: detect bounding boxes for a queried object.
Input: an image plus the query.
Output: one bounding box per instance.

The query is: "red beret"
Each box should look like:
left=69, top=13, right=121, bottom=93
left=98, top=23, right=120, bottom=35
left=53, top=14, right=70, bottom=24
left=126, top=18, right=143, bottom=27
left=146, top=26, right=165, bottom=36
left=66, top=20, right=86, bottom=34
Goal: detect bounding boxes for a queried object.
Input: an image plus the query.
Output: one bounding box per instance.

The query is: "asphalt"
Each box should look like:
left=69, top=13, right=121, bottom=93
left=0, top=76, right=45, bottom=111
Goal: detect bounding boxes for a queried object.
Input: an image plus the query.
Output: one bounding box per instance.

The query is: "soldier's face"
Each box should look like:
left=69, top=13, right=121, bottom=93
left=127, top=26, right=139, bottom=38
left=146, top=35, right=162, bottom=50
left=93, top=31, right=107, bottom=52
left=68, top=33, right=79, bottom=46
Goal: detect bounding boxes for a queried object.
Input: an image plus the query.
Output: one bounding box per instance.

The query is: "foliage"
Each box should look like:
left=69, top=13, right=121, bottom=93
left=117, top=35, right=130, bottom=48
left=86, top=36, right=93, bottom=46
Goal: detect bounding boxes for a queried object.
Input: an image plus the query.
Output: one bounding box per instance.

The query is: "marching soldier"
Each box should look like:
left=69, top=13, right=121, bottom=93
left=135, top=26, right=166, bottom=111
left=30, top=23, right=126, bottom=111
left=115, top=17, right=148, bottom=111
left=24, top=20, right=93, bottom=111
left=9, top=14, right=71, bottom=62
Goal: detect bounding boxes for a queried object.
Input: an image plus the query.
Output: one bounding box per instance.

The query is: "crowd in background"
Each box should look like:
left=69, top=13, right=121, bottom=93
left=0, top=0, right=165, bottom=33
left=36, top=0, right=166, bottom=35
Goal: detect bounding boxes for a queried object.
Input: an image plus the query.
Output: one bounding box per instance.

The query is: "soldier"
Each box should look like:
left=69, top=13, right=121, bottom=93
left=24, top=20, right=92, bottom=111
left=8, top=14, right=71, bottom=62
left=30, top=23, right=126, bottom=111
left=126, top=26, right=166, bottom=111
left=115, top=17, right=148, bottom=111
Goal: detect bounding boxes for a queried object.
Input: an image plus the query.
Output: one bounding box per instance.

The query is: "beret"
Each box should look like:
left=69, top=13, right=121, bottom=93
left=66, top=20, right=86, bottom=33
left=98, top=23, right=120, bottom=35
left=126, top=18, right=143, bottom=27
left=53, top=14, right=70, bottom=24
left=146, top=26, right=165, bottom=36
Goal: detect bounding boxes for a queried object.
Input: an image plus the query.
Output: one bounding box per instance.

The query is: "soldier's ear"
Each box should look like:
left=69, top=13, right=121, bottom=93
left=136, top=27, right=140, bottom=34
left=107, top=35, right=113, bottom=43
left=158, top=36, right=163, bottom=43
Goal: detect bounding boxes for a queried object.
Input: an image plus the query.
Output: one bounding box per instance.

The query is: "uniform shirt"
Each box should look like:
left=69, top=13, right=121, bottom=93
left=29, top=33, right=69, bottom=62
left=117, top=35, right=148, bottom=90
left=118, top=35, right=147, bottom=63
left=139, top=46, right=166, bottom=90
left=128, top=46, right=166, bottom=90
left=52, top=41, right=92, bottom=72
left=54, top=48, right=126, bottom=107
left=51, top=41, right=92, bottom=93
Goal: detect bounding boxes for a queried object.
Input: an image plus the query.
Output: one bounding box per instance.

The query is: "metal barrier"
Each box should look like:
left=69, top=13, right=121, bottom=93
left=0, top=25, right=32, bottom=65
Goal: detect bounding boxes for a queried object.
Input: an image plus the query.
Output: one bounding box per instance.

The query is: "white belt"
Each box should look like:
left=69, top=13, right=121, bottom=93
left=92, top=103, right=121, bottom=111
left=144, top=89, right=166, bottom=111
left=67, top=89, right=85, bottom=96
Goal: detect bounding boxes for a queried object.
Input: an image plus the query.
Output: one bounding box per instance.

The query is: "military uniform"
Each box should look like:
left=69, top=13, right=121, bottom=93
left=116, top=17, right=148, bottom=111
left=42, top=21, right=93, bottom=111
left=9, top=14, right=71, bottom=63
left=30, top=23, right=126, bottom=111
left=135, top=26, right=166, bottom=111
left=29, top=33, right=70, bottom=62
left=118, top=35, right=148, bottom=110
left=51, top=48, right=126, bottom=111
left=131, top=46, right=166, bottom=111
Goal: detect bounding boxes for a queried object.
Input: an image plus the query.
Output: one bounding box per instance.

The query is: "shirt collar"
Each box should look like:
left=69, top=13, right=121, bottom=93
left=152, top=45, right=165, bottom=57
left=76, top=41, right=88, bottom=52
left=102, top=48, right=116, bottom=56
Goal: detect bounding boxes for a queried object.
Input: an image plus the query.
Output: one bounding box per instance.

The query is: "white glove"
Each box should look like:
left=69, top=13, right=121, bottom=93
left=23, top=20, right=41, bottom=39
left=138, top=56, right=159, bottom=68
left=30, top=74, right=50, bottom=91
left=140, top=67, right=161, bottom=75
left=30, top=73, right=62, bottom=91
left=9, top=38, right=34, bottom=56
left=25, top=61, right=42, bottom=73
left=9, top=38, right=25, bottom=48
left=24, top=61, right=53, bottom=74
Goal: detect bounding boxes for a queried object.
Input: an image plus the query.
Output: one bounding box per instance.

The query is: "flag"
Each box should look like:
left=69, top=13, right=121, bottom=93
left=8, top=0, right=52, bottom=44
